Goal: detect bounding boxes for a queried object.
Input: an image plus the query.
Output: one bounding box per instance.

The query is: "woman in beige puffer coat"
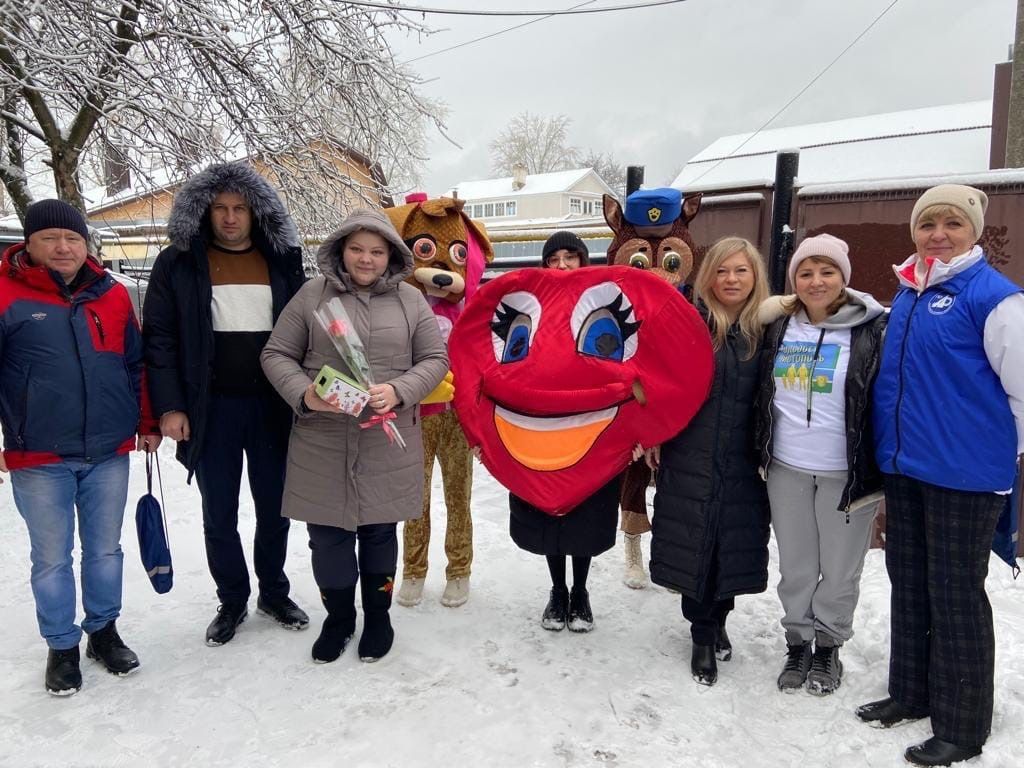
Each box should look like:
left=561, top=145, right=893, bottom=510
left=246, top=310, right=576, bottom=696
left=261, top=208, right=447, bottom=665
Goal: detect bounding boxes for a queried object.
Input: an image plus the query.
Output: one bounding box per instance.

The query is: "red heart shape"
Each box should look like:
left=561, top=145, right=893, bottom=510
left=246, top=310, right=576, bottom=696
left=450, top=265, right=714, bottom=514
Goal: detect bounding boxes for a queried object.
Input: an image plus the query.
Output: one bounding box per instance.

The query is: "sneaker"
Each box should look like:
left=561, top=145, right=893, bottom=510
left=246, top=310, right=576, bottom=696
left=541, top=586, right=569, bottom=631
left=622, top=533, right=649, bottom=590
left=440, top=577, right=470, bottom=608
left=45, top=646, right=82, bottom=696
left=691, top=643, right=718, bottom=686
left=806, top=643, right=843, bottom=696
left=396, top=577, right=425, bottom=608
left=567, top=585, right=594, bottom=633
left=86, top=621, right=140, bottom=675
left=777, top=641, right=813, bottom=691
left=855, top=697, right=929, bottom=729
left=905, top=737, right=982, bottom=766
left=206, top=603, right=248, bottom=646
left=257, top=595, right=310, bottom=630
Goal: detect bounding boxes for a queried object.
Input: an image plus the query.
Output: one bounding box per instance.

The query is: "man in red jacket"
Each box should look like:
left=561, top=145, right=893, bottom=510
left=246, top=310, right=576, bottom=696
left=0, top=199, right=161, bottom=696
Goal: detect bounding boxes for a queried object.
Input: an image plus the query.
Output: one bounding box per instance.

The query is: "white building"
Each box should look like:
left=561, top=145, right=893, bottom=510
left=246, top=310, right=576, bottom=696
left=448, top=166, right=615, bottom=230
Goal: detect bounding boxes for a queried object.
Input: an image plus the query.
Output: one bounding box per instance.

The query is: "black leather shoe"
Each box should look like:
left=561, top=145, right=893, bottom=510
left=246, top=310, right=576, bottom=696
left=905, top=736, right=982, bottom=766
left=45, top=646, right=82, bottom=696
left=86, top=621, right=140, bottom=675
left=257, top=595, right=310, bottom=631
left=206, top=603, right=248, bottom=646
left=691, top=643, right=718, bottom=686
left=855, top=697, right=929, bottom=729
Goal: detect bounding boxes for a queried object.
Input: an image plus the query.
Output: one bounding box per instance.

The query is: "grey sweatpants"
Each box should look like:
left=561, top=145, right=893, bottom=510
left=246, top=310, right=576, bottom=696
left=767, top=459, right=875, bottom=646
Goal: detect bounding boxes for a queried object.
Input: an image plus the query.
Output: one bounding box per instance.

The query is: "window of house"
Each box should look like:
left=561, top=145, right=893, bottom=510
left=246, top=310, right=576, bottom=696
left=507, top=200, right=516, bottom=217
left=570, top=197, right=582, bottom=214
left=484, top=203, right=495, bottom=217
left=583, top=200, right=596, bottom=215
left=472, top=204, right=483, bottom=218
left=494, top=202, right=506, bottom=217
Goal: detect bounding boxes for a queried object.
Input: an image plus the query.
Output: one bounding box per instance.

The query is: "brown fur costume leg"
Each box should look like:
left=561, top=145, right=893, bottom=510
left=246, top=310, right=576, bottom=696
left=435, top=409, right=474, bottom=579
left=620, top=462, right=652, bottom=535
left=402, top=413, right=442, bottom=580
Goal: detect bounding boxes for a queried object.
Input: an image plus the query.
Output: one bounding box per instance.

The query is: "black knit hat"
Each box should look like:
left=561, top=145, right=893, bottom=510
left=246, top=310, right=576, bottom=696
left=542, top=230, right=590, bottom=266
left=24, top=199, right=89, bottom=241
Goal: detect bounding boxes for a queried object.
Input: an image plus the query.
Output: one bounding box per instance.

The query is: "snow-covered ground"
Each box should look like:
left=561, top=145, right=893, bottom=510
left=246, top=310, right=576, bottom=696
left=1, top=444, right=1021, bottom=768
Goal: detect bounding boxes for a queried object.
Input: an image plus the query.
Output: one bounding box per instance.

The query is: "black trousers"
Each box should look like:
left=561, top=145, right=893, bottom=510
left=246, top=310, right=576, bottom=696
left=681, top=546, right=734, bottom=646
left=884, top=473, right=1004, bottom=747
left=194, top=394, right=292, bottom=604
left=307, top=522, right=398, bottom=590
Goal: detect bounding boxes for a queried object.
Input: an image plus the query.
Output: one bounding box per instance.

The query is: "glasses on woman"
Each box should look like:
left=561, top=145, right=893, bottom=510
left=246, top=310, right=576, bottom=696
left=545, top=251, right=582, bottom=268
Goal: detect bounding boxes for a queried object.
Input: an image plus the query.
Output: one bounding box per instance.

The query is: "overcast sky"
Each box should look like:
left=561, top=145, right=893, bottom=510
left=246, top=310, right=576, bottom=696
left=386, top=0, right=1015, bottom=194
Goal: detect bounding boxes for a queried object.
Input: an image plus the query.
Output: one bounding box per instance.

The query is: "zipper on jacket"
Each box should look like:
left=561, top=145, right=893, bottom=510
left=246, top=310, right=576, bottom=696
left=892, top=292, right=921, bottom=473
left=805, top=328, right=826, bottom=427
left=89, top=309, right=105, bottom=345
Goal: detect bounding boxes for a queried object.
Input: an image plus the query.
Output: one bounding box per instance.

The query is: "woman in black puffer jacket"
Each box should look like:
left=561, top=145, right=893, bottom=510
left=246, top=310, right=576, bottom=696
left=648, top=236, right=771, bottom=687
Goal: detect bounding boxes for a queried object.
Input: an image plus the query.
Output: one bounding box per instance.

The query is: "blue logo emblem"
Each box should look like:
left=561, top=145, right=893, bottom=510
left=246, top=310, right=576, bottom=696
left=928, top=294, right=955, bottom=315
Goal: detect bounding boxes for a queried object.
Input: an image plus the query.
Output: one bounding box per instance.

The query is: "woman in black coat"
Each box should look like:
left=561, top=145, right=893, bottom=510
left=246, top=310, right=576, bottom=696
left=647, top=236, right=771, bottom=686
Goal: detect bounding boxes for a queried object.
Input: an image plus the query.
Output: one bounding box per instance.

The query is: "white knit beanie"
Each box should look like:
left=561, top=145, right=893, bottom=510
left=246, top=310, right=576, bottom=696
left=910, top=184, right=987, bottom=239
left=787, top=234, right=851, bottom=287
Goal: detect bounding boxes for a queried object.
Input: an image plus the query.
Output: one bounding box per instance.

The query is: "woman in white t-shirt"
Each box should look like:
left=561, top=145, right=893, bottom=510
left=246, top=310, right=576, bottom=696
left=755, top=234, right=887, bottom=696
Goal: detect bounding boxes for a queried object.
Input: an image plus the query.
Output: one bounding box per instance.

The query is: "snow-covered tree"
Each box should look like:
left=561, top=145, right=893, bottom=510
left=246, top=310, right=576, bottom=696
left=0, top=0, right=443, bottom=235
left=490, top=112, right=580, bottom=176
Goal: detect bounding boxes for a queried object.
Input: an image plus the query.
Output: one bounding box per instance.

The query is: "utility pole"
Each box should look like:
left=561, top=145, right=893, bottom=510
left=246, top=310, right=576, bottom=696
left=1005, top=0, right=1024, bottom=165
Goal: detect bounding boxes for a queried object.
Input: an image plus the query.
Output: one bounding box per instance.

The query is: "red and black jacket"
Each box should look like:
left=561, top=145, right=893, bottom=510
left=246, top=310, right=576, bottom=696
left=0, top=242, right=158, bottom=470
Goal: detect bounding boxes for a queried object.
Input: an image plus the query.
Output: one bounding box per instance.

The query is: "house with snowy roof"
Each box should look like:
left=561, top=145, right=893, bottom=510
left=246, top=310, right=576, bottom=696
left=448, top=166, right=615, bottom=230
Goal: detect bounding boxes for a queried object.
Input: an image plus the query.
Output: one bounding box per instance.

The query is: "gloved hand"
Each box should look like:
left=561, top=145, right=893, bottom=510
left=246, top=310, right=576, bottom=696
left=421, top=370, right=455, bottom=404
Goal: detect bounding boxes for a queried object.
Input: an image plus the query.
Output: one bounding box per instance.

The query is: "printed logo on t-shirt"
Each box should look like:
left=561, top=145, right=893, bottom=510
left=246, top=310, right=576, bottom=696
left=928, top=293, right=956, bottom=315
left=774, top=341, right=842, bottom=394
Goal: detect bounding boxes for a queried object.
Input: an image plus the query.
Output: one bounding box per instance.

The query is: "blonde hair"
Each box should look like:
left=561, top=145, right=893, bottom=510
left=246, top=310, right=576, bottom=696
left=783, top=255, right=848, bottom=318
left=915, top=203, right=978, bottom=240
left=693, top=236, right=770, bottom=360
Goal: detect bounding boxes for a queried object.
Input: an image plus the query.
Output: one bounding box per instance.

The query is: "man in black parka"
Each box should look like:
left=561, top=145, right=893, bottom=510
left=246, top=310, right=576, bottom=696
left=143, top=162, right=308, bottom=646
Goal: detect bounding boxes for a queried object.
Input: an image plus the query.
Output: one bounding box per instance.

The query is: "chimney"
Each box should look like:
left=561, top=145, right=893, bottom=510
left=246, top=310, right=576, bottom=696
left=512, top=162, right=528, bottom=191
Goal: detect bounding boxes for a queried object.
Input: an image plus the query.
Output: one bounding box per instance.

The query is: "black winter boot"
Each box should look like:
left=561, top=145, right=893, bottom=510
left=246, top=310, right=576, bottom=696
left=45, top=646, right=82, bottom=696
left=777, top=641, right=813, bottom=691
left=358, top=574, right=395, bottom=663
left=312, top=586, right=357, bottom=664
left=205, top=602, right=248, bottom=647
left=855, top=697, right=930, bottom=729
left=691, top=644, right=718, bottom=686
left=715, top=617, right=733, bottom=662
left=905, top=737, right=982, bottom=766
left=806, top=642, right=843, bottom=696
left=86, top=621, right=140, bottom=675
left=567, top=585, right=594, bottom=633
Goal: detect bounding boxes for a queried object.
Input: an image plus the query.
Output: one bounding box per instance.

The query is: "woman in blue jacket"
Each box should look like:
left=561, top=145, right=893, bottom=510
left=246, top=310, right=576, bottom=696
left=856, top=184, right=1024, bottom=767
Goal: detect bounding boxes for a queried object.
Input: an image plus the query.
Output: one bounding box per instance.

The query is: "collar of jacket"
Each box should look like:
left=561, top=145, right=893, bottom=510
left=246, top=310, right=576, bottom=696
left=1, top=241, right=107, bottom=298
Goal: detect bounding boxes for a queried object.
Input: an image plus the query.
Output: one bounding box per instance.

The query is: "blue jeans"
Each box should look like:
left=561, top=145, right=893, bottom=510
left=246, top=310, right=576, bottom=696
left=11, top=455, right=130, bottom=649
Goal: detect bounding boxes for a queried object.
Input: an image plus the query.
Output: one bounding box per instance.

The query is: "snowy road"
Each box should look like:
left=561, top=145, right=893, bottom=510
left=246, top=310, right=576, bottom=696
left=1, top=444, right=1021, bottom=767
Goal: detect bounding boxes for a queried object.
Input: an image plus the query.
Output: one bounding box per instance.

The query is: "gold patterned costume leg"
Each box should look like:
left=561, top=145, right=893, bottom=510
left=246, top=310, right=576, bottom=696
left=437, top=410, right=474, bottom=580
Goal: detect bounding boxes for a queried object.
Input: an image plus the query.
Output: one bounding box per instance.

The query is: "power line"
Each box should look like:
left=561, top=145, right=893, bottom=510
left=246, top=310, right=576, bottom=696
left=349, top=0, right=687, bottom=16
left=687, top=0, right=902, bottom=187
left=404, top=0, right=600, bottom=64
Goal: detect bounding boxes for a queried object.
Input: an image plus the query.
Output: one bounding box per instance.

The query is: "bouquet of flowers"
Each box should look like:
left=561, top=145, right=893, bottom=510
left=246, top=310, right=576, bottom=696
left=314, top=297, right=407, bottom=450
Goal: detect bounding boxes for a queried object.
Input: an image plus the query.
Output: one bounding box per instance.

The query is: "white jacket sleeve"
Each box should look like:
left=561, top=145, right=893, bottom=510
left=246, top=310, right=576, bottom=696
left=984, top=292, right=1024, bottom=454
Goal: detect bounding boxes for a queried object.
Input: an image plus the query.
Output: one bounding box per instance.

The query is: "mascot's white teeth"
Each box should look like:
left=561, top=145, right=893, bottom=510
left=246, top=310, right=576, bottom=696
left=493, top=404, right=619, bottom=431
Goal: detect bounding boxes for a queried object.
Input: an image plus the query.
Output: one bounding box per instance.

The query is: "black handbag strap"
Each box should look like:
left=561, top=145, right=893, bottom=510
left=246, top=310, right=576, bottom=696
left=145, top=451, right=170, bottom=547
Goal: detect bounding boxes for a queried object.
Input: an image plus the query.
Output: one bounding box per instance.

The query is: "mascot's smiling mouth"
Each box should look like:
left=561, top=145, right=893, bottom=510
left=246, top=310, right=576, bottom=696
left=493, top=403, right=620, bottom=472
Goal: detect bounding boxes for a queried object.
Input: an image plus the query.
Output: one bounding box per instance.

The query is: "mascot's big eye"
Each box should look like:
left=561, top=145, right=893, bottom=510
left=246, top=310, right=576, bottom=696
left=662, top=252, right=682, bottom=273
left=449, top=242, right=468, bottom=266
left=490, top=291, right=542, bottom=364
left=570, top=282, right=640, bottom=362
left=628, top=252, right=650, bottom=270
left=411, top=237, right=437, bottom=262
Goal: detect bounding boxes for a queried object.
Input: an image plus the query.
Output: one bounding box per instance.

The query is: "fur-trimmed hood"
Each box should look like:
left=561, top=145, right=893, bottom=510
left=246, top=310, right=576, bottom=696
left=317, top=208, right=413, bottom=294
left=167, top=162, right=300, bottom=254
